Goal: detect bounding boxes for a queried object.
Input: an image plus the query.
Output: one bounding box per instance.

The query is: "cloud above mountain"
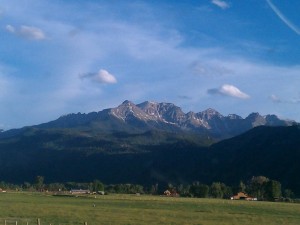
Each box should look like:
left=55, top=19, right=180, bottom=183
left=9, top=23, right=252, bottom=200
left=80, top=69, right=117, bottom=84
left=208, top=84, right=250, bottom=99
left=6, top=25, right=46, bottom=40
left=211, top=0, right=230, bottom=10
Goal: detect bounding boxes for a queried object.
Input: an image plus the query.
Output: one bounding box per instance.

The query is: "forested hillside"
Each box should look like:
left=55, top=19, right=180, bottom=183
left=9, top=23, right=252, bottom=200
left=0, top=124, right=299, bottom=195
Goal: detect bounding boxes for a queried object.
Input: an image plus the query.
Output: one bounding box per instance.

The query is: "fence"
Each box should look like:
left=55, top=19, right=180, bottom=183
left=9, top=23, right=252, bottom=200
left=3, top=219, right=88, bottom=225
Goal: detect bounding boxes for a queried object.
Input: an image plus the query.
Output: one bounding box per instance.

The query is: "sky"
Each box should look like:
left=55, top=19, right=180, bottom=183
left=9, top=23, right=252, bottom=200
left=1, top=0, right=300, bottom=129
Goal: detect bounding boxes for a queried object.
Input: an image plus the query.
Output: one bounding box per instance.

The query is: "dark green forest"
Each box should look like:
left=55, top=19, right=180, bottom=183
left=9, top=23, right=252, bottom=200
left=0, top=125, right=299, bottom=197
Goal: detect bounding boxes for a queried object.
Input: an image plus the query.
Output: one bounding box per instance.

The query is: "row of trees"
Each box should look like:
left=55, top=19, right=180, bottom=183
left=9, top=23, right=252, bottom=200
left=158, top=176, right=294, bottom=201
left=0, top=175, right=296, bottom=201
left=3, top=177, right=105, bottom=193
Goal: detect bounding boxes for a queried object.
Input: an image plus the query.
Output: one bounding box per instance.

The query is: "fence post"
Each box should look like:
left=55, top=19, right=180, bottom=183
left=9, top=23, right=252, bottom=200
left=37, top=218, right=41, bottom=225
left=4, top=220, right=6, bottom=225
left=15, top=221, right=17, bottom=225
left=84, top=222, right=88, bottom=225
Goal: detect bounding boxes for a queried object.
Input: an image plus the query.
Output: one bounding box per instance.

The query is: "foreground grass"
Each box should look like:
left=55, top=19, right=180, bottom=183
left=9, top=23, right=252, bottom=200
left=0, top=192, right=299, bottom=225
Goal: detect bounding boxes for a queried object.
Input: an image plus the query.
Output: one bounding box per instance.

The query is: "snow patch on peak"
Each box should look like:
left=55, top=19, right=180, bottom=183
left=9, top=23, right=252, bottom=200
left=227, top=114, right=242, bottom=120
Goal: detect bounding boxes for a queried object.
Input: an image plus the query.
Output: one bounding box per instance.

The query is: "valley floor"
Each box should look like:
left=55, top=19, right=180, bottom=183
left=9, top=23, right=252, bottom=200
left=0, top=192, right=299, bottom=225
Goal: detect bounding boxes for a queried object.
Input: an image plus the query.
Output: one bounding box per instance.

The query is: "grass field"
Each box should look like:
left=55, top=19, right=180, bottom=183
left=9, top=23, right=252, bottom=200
left=0, top=192, right=299, bottom=225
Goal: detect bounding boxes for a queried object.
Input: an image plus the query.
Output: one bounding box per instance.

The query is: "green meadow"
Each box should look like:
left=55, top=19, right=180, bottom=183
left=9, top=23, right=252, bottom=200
left=0, top=192, right=299, bottom=225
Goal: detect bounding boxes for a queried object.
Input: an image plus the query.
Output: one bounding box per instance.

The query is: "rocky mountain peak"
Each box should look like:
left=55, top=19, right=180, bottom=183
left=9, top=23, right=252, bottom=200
left=264, top=114, right=294, bottom=126
left=246, top=112, right=261, bottom=119
left=227, top=114, right=242, bottom=120
left=110, top=100, right=147, bottom=121
left=106, top=101, right=296, bottom=135
left=245, top=112, right=266, bottom=127
left=156, top=102, right=186, bottom=123
left=200, top=108, right=222, bottom=120
left=31, top=100, right=297, bottom=139
left=137, top=101, right=161, bottom=120
left=137, top=101, right=158, bottom=108
left=121, top=100, right=135, bottom=106
left=137, top=101, right=159, bottom=111
left=115, top=100, right=138, bottom=113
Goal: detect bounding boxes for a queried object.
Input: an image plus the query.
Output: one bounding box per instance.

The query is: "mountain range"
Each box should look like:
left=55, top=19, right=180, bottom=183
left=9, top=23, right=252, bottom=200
left=0, top=100, right=299, bottom=195
left=7, top=100, right=294, bottom=140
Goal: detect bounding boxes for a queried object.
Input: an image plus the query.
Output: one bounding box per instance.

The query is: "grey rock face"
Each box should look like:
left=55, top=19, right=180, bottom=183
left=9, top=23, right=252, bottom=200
left=103, top=100, right=296, bottom=138
left=33, top=100, right=296, bottom=139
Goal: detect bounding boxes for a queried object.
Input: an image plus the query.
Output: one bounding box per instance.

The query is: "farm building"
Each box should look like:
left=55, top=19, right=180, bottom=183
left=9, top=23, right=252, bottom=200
left=230, top=192, right=257, bottom=201
left=70, top=189, right=90, bottom=194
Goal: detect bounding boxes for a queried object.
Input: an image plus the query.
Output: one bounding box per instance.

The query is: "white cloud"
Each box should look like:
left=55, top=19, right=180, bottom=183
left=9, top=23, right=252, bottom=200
left=208, top=84, right=250, bottom=99
left=96, top=69, right=117, bottom=84
left=211, top=0, right=230, bottom=10
left=266, top=0, right=300, bottom=35
left=6, top=24, right=46, bottom=40
left=80, top=69, right=117, bottom=84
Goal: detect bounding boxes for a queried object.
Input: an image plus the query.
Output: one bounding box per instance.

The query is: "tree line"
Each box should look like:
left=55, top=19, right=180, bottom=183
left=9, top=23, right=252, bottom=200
left=0, top=175, right=296, bottom=202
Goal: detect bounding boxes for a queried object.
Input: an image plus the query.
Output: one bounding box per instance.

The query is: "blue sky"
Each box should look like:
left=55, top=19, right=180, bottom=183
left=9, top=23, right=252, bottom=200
left=1, top=0, right=300, bottom=129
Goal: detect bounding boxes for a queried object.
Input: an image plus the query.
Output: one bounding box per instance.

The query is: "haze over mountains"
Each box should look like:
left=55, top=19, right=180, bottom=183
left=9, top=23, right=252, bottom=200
left=0, top=100, right=299, bottom=195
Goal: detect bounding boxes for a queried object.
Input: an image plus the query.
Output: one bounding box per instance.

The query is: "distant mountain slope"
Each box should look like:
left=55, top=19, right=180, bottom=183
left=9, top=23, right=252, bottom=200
left=12, top=100, right=294, bottom=140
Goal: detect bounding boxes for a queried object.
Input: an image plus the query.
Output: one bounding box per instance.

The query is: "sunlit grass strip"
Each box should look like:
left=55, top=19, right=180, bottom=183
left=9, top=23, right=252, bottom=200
left=0, top=192, right=299, bottom=225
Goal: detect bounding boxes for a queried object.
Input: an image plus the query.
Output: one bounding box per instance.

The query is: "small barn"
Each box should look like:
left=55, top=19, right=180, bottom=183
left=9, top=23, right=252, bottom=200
left=163, top=189, right=179, bottom=197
